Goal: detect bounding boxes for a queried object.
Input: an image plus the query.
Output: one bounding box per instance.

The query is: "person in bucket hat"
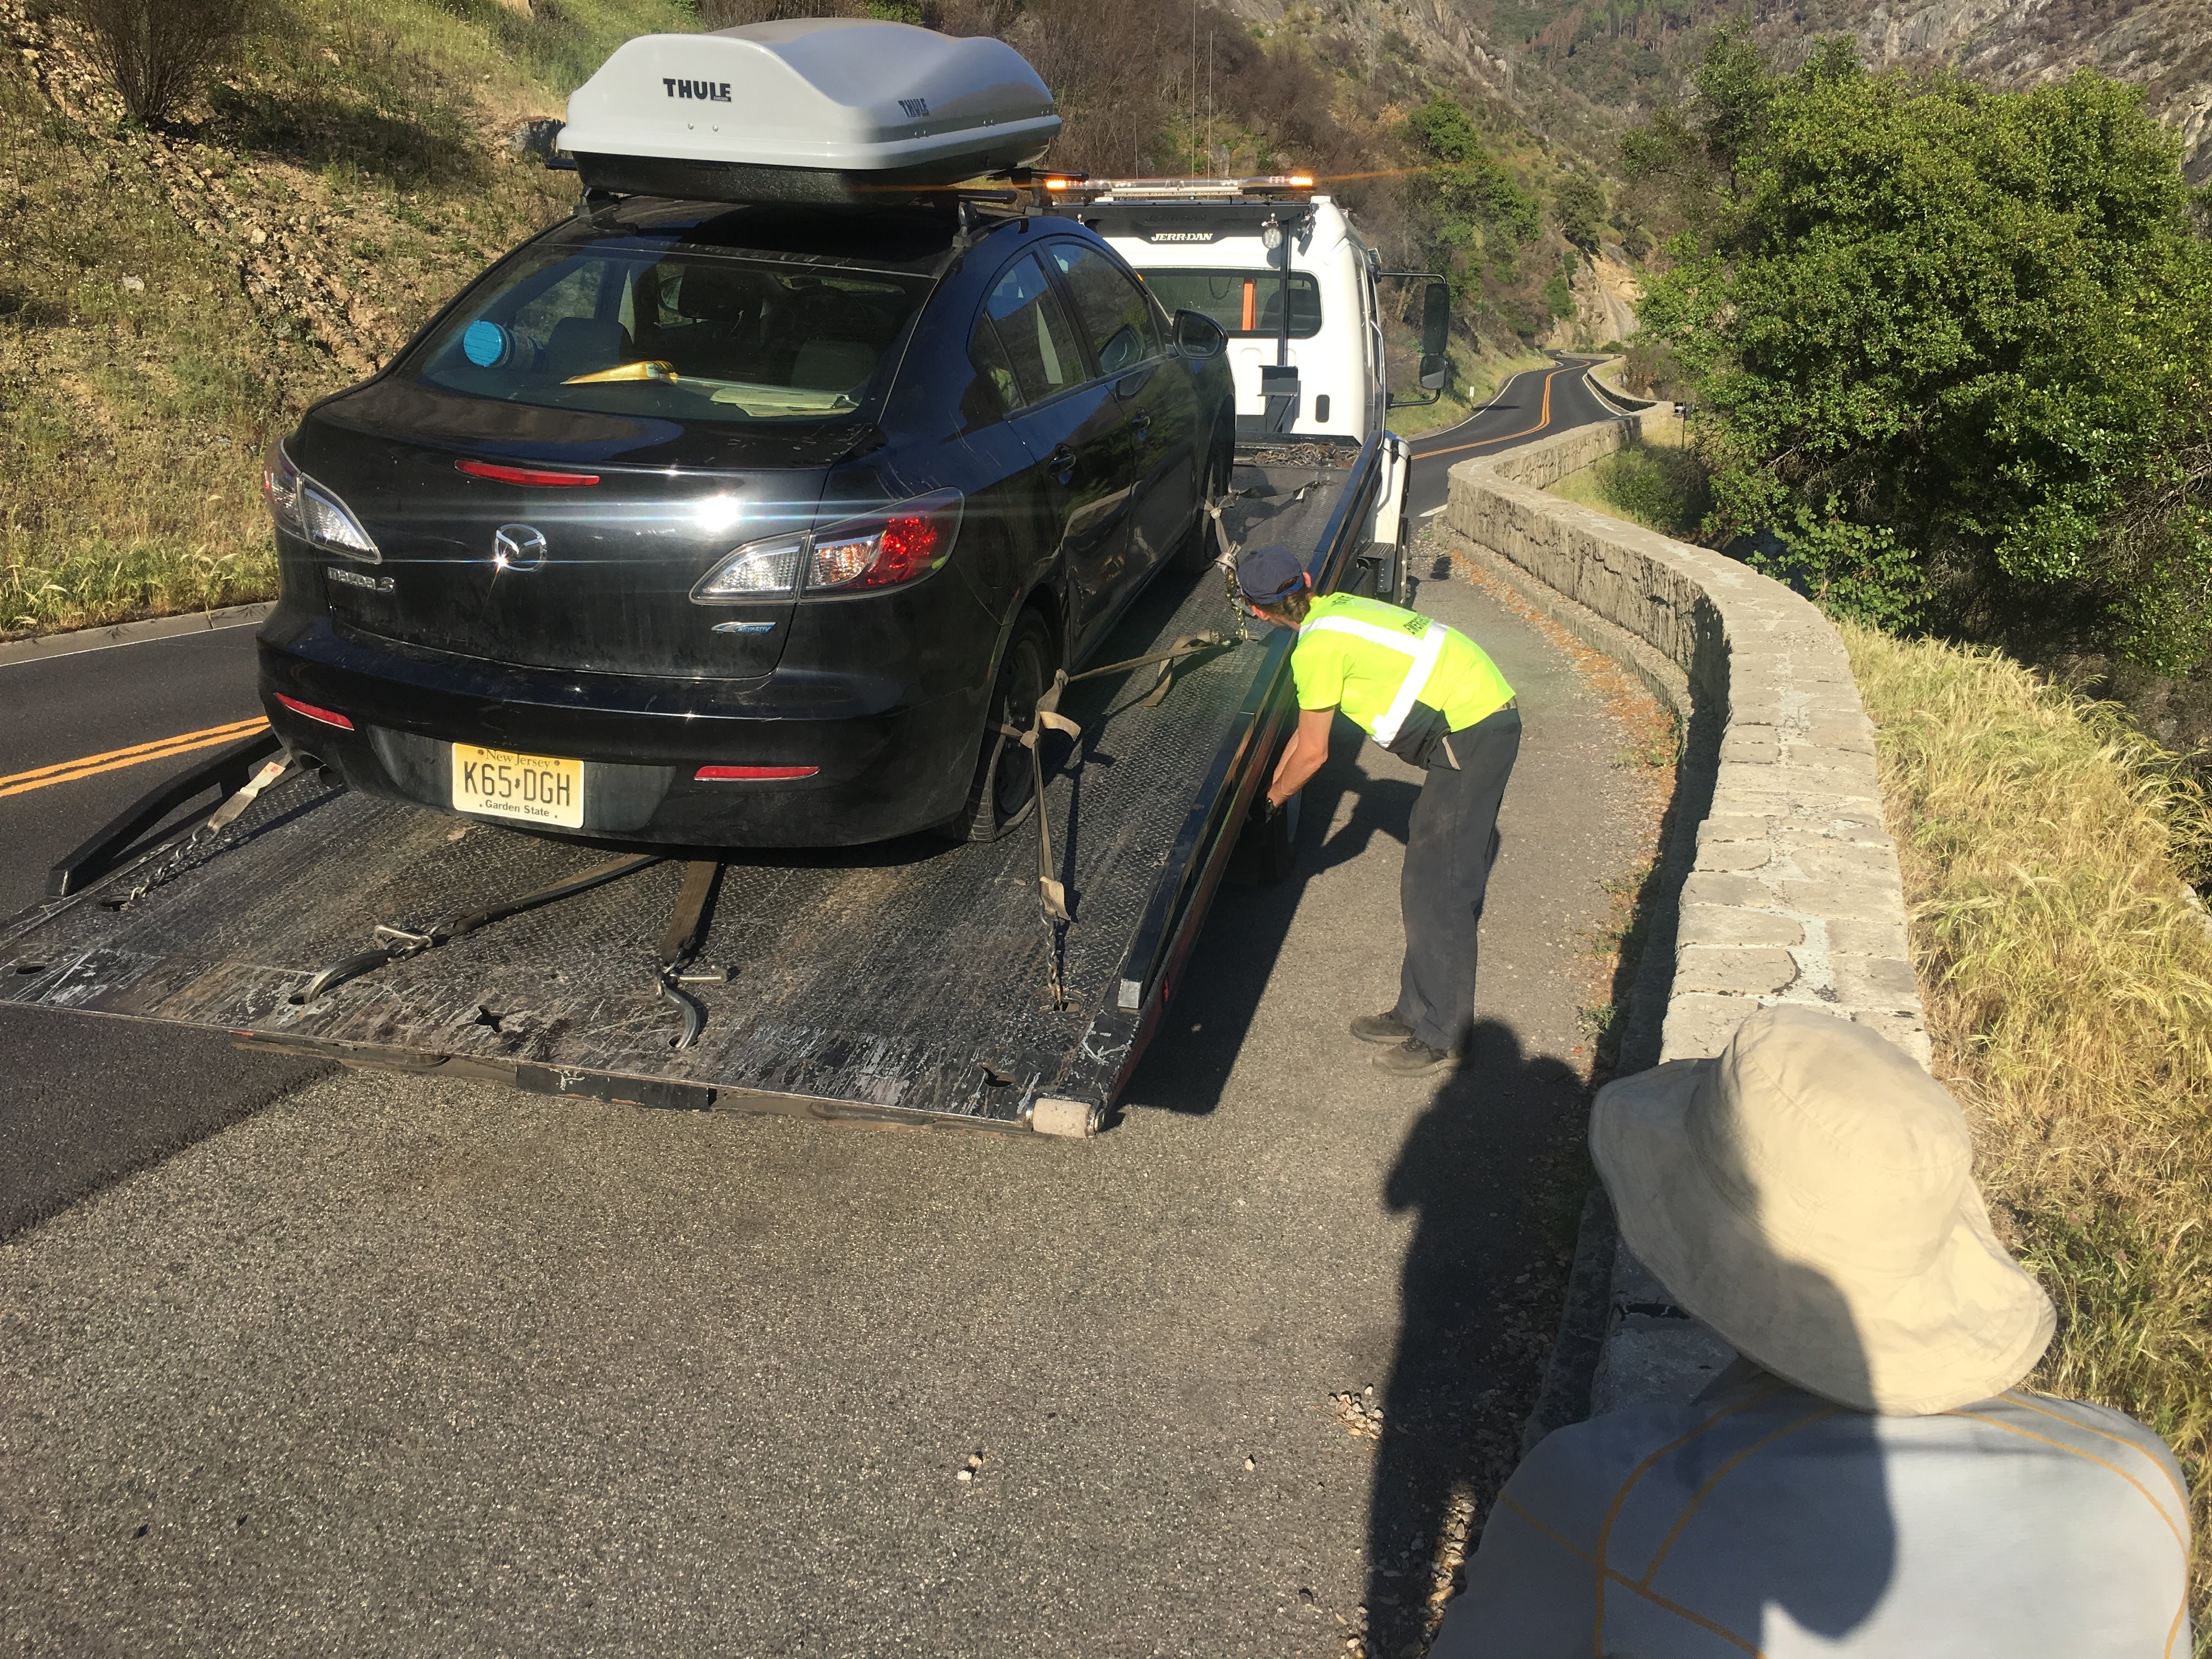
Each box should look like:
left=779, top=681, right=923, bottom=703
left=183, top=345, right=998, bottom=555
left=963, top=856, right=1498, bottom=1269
left=1430, top=1006, right=2190, bottom=1658
left=1234, top=544, right=1518, bottom=1077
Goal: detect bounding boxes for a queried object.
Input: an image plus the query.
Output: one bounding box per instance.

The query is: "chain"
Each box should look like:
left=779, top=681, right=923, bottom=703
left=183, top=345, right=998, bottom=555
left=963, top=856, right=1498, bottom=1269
left=101, top=757, right=293, bottom=911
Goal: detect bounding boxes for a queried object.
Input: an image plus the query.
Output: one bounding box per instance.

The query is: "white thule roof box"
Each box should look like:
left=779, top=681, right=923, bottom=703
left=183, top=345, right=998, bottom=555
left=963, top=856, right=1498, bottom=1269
left=557, top=19, right=1060, bottom=204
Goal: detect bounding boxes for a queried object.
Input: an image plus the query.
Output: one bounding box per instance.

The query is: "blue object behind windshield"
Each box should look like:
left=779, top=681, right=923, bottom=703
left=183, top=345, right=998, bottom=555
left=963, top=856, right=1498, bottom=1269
left=463, top=320, right=512, bottom=368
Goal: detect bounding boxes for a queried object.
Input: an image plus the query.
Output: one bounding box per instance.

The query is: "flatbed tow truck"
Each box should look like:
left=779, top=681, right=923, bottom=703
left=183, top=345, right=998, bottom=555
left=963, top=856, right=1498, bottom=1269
left=1, top=162, right=1436, bottom=1139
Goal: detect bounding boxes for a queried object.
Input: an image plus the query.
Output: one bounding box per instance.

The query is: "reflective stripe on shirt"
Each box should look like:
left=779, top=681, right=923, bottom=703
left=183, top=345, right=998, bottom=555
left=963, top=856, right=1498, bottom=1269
left=1301, top=613, right=1451, bottom=744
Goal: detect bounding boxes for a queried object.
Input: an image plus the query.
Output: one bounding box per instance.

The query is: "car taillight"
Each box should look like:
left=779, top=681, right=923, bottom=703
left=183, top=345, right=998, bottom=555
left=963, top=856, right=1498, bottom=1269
left=274, top=693, right=354, bottom=730
left=262, top=441, right=380, bottom=563
left=694, top=765, right=820, bottom=781
left=456, top=458, right=600, bottom=487
left=806, top=489, right=963, bottom=592
left=692, top=534, right=804, bottom=602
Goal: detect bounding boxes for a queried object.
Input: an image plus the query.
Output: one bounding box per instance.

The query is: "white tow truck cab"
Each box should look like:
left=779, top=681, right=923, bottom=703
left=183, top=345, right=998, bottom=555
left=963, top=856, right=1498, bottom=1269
left=1045, top=176, right=1448, bottom=448
left=1046, top=174, right=1447, bottom=602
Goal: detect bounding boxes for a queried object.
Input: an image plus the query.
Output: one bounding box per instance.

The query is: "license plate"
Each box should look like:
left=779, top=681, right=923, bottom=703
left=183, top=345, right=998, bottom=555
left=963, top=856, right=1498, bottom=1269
left=450, top=744, right=585, bottom=828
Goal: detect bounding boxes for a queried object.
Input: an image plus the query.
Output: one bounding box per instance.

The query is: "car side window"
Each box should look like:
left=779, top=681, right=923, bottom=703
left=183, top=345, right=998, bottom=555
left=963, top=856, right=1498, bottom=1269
left=1046, top=242, right=1161, bottom=377
left=984, top=253, right=1084, bottom=402
left=967, top=313, right=1026, bottom=422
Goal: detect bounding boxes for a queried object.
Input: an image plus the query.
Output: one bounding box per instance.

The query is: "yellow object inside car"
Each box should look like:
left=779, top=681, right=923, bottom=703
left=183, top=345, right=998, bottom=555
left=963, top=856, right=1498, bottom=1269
left=564, top=359, right=680, bottom=384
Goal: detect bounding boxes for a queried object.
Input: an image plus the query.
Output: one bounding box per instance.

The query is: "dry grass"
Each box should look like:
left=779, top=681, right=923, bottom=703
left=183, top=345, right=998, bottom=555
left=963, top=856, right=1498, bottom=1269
left=1844, top=619, right=2212, bottom=1640
left=1545, top=413, right=1709, bottom=540
left=0, top=0, right=682, bottom=639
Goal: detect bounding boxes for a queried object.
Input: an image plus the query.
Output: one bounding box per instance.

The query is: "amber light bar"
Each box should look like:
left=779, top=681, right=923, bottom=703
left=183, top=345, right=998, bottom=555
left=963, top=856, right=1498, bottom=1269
left=1051, top=174, right=1314, bottom=199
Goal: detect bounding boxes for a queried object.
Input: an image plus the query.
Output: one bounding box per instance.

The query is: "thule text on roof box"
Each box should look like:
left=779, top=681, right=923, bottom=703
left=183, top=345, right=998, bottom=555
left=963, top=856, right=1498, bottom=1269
left=556, top=19, right=1062, bottom=204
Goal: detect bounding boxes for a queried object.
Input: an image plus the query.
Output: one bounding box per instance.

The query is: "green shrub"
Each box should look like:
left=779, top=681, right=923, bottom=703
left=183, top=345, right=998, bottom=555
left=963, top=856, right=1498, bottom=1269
left=1634, top=33, right=2212, bottom=672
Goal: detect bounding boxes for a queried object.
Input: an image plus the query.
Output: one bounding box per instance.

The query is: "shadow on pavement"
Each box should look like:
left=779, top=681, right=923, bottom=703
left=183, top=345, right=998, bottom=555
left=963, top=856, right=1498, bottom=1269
left=0, top=1006, right=332, bottom=1239
left=1122, top=714, right=1376, bottom=1117
left=1365, top=1018, right=1587, bottom=1657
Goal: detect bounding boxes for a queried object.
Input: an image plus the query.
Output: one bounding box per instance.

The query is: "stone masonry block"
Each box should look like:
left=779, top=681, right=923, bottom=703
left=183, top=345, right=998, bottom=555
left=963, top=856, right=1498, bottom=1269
left=1695, top=842, right=1772, bottom=873
left=1698, top=814, right=1774, bottom=844
left=1681, top=871, right=1775, bottom=910
left=1828, top=915, right=1910, bottom=957
left=1769, top=878, right=1902, bottom=920
left=1805, top=715, right=1876, bottom=753
left=1832, top=953, right=1921, bottom=1008
left=1786, top=841, right=1900, bottom=880
left=1662, top=992, right=1761, bottom=1061
left=1719, top=730, right=1779, bottom=764
left=1778, top=741, right=1877, bottom=774
left=1678, top=906, right=1804, bottom=948
left=1677, top=946, right=1800, bottom=995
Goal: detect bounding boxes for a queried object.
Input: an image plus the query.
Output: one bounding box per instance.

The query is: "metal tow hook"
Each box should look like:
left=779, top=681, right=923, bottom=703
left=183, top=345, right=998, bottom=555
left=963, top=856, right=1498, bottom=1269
left=653, top=859, right=724, bottom=1049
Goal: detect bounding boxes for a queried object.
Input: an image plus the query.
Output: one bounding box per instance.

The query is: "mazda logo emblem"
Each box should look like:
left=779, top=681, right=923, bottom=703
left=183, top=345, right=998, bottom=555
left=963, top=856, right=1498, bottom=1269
left=493, top=524, right=548, bottom=572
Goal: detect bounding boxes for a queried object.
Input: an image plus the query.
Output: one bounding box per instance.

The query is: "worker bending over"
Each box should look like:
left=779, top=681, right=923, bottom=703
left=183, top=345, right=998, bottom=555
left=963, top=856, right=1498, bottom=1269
left=1237, top=544, right=1518, bottom=1078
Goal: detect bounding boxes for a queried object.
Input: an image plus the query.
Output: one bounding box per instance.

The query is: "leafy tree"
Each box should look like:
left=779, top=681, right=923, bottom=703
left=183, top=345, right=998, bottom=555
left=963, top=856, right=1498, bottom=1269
left=1554, top=171, right=1607, bottom=251
left=1637, top=37, right=2212, bottom=667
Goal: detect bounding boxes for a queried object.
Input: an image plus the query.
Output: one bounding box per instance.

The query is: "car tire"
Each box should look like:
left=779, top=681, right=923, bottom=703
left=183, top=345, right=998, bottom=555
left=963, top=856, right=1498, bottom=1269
left=937, top=608, right=1057, bottom=844
left=1169, top=444, right=1231, bottom=577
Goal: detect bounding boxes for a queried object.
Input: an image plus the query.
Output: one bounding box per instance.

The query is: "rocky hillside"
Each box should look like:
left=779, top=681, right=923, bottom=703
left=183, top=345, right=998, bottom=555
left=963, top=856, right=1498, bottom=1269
left=1452, top=0, right=2212, bottom=179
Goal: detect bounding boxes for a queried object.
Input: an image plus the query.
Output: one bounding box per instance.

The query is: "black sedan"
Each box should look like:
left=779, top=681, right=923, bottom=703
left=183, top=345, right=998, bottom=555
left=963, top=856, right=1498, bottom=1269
left=257, top=198, right=1234, bottom=847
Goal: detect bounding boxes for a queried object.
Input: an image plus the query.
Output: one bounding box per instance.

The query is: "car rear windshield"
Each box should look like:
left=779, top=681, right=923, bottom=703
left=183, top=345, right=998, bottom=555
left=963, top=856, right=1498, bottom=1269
left=413, top=244, right=930, bottom=424
left=1139, top=268, right=1321, bottom=339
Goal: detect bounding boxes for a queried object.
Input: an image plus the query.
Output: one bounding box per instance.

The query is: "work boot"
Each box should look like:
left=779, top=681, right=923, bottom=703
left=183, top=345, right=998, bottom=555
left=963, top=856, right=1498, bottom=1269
left=1372, top=1037, right=1455, bottom=1077
left=1350, top=1011, right=1413, bottom=1045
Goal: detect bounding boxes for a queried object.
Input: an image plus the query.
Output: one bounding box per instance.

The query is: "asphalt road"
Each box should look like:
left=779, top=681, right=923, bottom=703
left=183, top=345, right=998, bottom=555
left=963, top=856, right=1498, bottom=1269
left=0, top=366, right=1637, bottom=1655
left=0, top=626, right=329, bottom=1240
left=1402, top=355, right=1620, bottom=521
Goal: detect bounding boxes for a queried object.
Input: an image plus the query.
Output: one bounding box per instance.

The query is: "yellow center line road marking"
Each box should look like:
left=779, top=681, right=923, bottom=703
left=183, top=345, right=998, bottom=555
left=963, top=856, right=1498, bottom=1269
left=1411, top=369, right=1559, bottom=461
left=0, top=717, right=270, bottom=801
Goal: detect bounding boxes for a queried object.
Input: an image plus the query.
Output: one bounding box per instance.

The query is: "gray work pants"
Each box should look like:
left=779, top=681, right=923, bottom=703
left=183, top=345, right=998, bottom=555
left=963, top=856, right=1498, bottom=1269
left=1391, top=705, right=1521, bottom=1054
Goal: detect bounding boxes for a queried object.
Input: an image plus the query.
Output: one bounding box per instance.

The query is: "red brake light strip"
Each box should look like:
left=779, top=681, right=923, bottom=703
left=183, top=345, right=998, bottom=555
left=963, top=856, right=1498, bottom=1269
left=695, top=765, right=819, bottom=782
left=457, top=459, right=601, bottom=487
left=274, top=694, right=355, bottom=731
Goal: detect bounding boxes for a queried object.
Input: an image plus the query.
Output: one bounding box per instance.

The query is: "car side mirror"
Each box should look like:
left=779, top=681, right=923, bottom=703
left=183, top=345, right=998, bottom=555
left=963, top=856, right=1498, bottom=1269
left=1421, top=281, right=1451, bottom=359
left=1419, top=354, right=1448, bottom=392
left=1175, top=309, right=1228, bottom=360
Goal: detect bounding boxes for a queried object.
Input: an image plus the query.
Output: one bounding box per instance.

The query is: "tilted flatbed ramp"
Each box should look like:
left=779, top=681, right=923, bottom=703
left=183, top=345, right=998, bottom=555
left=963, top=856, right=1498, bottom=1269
left=2, top=453, right=1383, bottom=1136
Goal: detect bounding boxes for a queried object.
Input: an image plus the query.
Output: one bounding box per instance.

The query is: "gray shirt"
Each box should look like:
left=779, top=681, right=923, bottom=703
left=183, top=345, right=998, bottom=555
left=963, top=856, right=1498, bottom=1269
left=1431, top=1363, right=2190, bottom=1658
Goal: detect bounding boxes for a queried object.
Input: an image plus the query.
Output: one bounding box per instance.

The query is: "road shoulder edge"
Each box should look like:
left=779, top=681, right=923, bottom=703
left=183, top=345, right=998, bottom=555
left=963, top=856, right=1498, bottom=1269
left=0, top=603, right=275, bottom=669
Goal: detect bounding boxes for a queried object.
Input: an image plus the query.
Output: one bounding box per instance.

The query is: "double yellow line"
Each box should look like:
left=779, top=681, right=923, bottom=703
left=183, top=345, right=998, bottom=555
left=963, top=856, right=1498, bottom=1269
left=0, top=716, right=269, bottom=802
left=1412, top=368, right=1559, bottom=462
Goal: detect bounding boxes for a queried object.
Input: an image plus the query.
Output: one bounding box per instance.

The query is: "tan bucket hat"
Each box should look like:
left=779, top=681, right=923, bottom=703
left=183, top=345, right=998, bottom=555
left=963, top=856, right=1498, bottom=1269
left=1591, top=1005, right=2054, bottom=1415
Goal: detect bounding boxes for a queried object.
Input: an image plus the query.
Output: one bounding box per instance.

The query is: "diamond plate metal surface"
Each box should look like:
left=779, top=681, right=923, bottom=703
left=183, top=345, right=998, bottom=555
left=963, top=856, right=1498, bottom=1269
left=1, top=471, right=1339, bottom=1128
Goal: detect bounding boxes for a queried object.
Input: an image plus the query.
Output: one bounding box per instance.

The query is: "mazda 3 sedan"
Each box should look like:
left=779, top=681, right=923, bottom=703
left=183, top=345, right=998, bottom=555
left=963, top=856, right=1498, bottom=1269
left=257, top=198, right=1234, bottom=845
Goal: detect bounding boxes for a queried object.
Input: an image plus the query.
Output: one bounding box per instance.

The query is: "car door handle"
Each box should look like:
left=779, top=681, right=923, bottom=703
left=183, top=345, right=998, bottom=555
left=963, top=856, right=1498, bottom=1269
left=1048, top=443, right=1077, bottom=484
left=1129, top=412, right=1152, bottom=445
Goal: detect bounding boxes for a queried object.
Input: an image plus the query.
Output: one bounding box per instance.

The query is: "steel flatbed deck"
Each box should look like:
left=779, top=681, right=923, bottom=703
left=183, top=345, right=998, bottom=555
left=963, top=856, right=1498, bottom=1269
left=1, top=448, right=1386, bottom=1137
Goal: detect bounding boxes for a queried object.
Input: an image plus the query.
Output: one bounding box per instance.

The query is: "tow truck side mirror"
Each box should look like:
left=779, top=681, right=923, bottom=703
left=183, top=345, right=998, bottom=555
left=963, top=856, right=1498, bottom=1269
left=1421, top=280, right=1451, bottom=359
left=1174, top=309, right=1228, bottom=360
left=1419, top=354, right=1448, bottom=392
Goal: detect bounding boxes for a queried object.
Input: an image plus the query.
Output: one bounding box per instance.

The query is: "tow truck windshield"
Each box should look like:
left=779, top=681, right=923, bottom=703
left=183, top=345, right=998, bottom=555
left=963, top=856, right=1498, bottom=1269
left=1138, top=268, right=1321, bottom=339
left=415, top=245, right=929, bottom=423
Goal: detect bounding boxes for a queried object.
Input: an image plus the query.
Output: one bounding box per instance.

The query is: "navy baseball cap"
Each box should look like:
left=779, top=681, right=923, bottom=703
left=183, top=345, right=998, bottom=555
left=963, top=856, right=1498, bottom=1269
left=1234, top=544, right=1307, bottom=606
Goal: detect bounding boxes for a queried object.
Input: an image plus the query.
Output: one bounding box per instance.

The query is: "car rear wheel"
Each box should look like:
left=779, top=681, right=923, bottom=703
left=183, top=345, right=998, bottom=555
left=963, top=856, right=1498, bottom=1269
left=938, top=608, right=1056, bottom=844
left=1169, top=445, right=1231, bottom=576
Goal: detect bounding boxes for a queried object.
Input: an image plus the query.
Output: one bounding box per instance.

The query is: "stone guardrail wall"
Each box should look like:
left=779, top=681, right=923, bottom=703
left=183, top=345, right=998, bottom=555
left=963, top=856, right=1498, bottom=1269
left=1441, top=412, right=1929, bottom=1431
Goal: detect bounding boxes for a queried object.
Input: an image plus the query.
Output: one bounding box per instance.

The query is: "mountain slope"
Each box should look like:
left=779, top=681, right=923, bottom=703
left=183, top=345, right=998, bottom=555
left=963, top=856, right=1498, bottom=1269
left=1448, top=0, right=2212, bottom=179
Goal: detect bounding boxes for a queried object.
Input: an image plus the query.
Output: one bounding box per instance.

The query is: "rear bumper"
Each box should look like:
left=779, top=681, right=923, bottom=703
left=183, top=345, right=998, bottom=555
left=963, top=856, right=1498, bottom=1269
left=257, top=614, right=981, bottom=847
